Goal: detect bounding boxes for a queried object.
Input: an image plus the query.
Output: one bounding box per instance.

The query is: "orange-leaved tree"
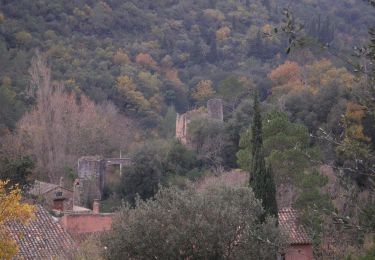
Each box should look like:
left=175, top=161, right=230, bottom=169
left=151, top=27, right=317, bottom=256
left=0, top=180, right=35, bottom=260
left=268, top=60, right=303, bottom=97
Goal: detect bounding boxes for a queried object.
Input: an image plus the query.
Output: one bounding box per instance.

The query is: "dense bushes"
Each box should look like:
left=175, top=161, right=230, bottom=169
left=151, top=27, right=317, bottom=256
left=103, top=185, right=282, bottom=260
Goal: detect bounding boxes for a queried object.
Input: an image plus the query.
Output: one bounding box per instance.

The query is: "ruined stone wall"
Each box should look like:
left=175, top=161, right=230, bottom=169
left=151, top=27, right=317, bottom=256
left=77, top=156, right=106, bottom=180
left=176, top=113, right=187, bottom=144
left=207, top=98, right=224, bottom=121
left=176, top=99, right=224, bottom=145
left=106, top=158, right=132, bottom=166
left=77, top=156, right=106, bottom=206
left=76, top=156, right=134, bottom=207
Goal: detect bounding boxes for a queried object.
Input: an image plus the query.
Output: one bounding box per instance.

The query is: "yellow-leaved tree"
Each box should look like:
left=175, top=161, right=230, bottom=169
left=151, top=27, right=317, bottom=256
left=0, top=180, right=35, bottom=260
left=192, top=80, right=215, bottom=105
left=116, top=75, right=151, bottom=114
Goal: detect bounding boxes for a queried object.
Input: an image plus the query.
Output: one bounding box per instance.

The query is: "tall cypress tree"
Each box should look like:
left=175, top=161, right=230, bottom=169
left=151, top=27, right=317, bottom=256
left=251, top=93, right=262, bottom=158
left=250, top=93, right=278, bottom=218
left=207, top=31, right=217, bottom=63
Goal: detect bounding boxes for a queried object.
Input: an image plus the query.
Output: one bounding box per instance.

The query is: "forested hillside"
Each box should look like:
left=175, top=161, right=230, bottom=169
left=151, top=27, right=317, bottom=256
left=0, top=0, right=374, bottom=129
left=1, top=0, right=375, bottom=259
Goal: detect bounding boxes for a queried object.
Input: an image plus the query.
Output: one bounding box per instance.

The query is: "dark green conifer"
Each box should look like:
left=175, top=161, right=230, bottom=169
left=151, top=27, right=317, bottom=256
left=251, top=93, right=262, bottom=158
left=207, top=31, right=217, bottom=63
left=250, top=93, right=278, bottom=218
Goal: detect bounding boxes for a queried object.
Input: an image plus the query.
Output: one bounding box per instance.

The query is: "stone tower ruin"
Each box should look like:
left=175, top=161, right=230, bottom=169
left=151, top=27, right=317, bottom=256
left=176, top=98, right=223, bottom=145
left=176, top=113, right=188, bottom=144
left=75, top=155, right=133, bottom=207
left=207, top=98, right=224, bottom=121
left=76, top=156, right=106, bottom=206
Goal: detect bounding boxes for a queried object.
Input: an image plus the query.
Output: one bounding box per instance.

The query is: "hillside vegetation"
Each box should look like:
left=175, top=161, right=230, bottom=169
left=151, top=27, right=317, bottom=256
left=1, top=0, right=375, bottom=259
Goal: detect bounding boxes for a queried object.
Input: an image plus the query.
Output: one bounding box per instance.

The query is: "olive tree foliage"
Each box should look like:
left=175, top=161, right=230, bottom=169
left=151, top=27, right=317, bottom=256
left=103, top=185, right=283, bottom=260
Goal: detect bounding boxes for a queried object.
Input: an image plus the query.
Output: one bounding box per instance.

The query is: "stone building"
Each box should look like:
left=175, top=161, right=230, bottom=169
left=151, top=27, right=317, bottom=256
left=176, top=110, right=202, bottom=145
left=29, top=180, right=73, bottom=212
left=76, top=155, right=132, bottom=207
left=176, top=98, right=224, bottom=145
left=279, top=208, right=313, bottom=260
left=207, top=98, right=224, bottom=121
left=77, top=156, right=106, bottom=205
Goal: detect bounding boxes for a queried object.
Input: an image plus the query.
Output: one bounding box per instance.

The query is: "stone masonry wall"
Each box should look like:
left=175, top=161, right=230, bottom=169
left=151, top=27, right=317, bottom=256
left=207, top=98, right=224, bottom=121
left=176, top=113, right=187, bottom=144
left=176, top=99, right=224, bottom=145
left=44, top=187, right=73, bottom=211
left=77, top=156, right=106, bottom=206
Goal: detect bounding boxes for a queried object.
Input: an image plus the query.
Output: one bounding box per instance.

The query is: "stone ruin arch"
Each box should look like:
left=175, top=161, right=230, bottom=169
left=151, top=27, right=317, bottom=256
left=75, top=155, right=132, bottom=207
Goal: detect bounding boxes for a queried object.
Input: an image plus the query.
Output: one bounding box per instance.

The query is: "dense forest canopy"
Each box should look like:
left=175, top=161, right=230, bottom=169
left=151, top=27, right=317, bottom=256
left=1, top=0, right=375, bottom=259
left=0, top=0, right=374, bottom=129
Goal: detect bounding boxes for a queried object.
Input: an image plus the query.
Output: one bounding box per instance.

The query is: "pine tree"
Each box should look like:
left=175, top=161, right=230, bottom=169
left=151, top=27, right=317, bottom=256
left=250, top=93, right=278, bottom=218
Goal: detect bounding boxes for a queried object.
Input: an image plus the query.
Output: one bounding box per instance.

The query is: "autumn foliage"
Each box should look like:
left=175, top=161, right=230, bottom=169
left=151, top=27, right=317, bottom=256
left=192, top=80, right=215, bottom=104
left=344, top=102, right=370, bottom=142
left=113, top=49, right=130, bottom=65
left=0, top=180, right=35, bottom=260
left=116, top=75, right=151, bottom=113
left=268, top=61, right=303, bottom=96
left=216, top=26, right=231, bottom=41
left=135, top=53, right=157, bottom=69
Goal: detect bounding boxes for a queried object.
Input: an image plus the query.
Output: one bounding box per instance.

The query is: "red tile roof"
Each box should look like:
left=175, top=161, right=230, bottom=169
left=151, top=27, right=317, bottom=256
left=279, top=208, right=312, bottom=245
left=6, top=205, right=75, bottom=259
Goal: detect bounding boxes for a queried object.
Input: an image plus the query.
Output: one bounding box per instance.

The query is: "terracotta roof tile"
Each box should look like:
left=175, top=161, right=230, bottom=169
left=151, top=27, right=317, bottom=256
left=6, top=205, right=75, bottom=259
left=279, top=208, right=311, bottom=245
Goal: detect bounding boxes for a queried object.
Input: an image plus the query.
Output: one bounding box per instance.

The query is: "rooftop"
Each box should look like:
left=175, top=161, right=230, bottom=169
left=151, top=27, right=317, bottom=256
left=29, top=180, right=72, bottom=196
left=279, top=208, right=312, bottom=245
left=6, top=205, right=75, bottom=259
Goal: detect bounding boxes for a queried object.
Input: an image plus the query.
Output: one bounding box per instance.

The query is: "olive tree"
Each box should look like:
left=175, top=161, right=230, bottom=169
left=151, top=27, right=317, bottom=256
left=103, top=185, right=283, bottom=260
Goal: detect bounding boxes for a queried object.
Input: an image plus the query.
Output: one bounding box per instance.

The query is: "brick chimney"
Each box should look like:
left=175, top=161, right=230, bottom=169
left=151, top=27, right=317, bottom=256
left=93, top=199, right=100, bottom=214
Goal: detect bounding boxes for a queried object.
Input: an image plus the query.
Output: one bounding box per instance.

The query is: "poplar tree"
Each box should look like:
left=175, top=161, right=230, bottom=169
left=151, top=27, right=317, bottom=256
left=250, top=93, right=278, bottom=218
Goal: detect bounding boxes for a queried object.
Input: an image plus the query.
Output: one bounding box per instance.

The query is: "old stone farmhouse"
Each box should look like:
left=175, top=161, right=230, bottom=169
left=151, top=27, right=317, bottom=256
left=29, top=180, right=73, bottom=212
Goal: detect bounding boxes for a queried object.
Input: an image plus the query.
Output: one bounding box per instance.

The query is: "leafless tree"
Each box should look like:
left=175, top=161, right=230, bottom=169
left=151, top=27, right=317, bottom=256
left=15, top=54, right=134, bottom=183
